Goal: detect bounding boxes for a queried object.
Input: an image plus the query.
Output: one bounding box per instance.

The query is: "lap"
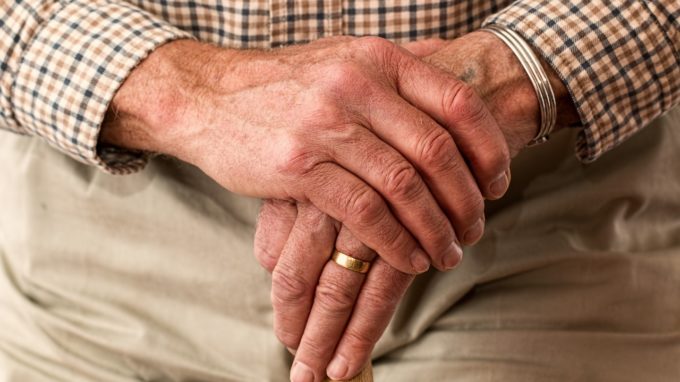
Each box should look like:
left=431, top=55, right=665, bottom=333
left=373, top=107, right=680, bottom=381
left=0, top=108, right=678, bottom=381
left=0, top=136, right=288, bottom=381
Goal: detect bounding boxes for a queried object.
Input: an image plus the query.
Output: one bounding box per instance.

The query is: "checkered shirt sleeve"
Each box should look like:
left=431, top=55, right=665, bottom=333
left=485, top=0, right=680, bottom=162
left=0, top=1, right=192, bottom=173
left=1, top=1, right=678, bottom=172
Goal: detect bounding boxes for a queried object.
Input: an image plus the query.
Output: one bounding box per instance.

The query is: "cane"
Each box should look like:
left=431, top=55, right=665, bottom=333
left=324, top=361, right=373, bottom=382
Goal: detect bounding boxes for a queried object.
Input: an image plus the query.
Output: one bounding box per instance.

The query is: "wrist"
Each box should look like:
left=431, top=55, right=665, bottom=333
left=425, top=31, right=579, bottom=156
left=100, top=39, right=238, bottom=162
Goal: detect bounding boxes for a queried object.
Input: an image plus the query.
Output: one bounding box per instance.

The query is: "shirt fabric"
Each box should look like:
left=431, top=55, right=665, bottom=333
left=0, top=0, right=678, bottom=174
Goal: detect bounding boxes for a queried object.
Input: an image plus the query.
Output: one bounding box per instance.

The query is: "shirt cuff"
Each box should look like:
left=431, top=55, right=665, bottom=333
left=483, top=1, right=680, bottom=163
left=12, top=0, right=194, bottom=174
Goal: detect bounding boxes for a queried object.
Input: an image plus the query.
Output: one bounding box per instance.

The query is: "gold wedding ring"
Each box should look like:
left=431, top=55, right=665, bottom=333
left=331, top=250, right=371, bottom=274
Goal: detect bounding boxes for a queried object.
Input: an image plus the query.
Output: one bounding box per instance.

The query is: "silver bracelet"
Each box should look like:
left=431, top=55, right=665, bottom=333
left=481, top=24, right=557, bottom=146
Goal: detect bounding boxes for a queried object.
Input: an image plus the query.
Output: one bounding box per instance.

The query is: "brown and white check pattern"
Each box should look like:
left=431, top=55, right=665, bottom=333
left=1, top=0, right=678, bottom=173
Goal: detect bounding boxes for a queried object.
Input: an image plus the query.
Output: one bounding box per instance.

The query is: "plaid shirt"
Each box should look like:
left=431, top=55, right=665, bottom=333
left=1, top=1, right=678, bottom=173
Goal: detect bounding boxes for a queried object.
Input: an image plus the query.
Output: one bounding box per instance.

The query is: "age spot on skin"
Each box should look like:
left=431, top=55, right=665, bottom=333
left=458, top=67, right=476, bottom=83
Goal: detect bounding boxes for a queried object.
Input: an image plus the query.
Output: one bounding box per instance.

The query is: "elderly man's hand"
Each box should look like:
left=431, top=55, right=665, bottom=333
left=102, top=36, right=512, bottom=275
left=256, top=200, right=412, bottom=382
left=254, top=31, right=581, bottom=382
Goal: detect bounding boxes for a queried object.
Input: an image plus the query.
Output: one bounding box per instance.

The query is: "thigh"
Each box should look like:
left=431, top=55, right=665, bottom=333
left=373, top=108, right=680, bottom=381
left=0, top=134, right=289, bottom=381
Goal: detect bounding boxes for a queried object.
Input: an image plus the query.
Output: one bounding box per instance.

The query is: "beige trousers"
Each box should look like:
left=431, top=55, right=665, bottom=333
left=1, top=108, right=679, bottom=382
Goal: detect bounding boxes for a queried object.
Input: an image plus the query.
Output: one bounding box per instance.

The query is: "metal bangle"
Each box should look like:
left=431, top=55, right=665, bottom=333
left=481, top=24, right=557, bottom=146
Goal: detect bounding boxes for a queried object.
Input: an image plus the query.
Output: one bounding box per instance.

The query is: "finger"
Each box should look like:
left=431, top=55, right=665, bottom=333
left=359, top=89, right=485, bottom=251
left=400, top=38, right=447, bottom=57
left=396, top=49, right=511, bottom=201
left=254, top=199, right=298, bottom=272
left=326, top=257, right=414, bottom=380
left=326, top=124, right=461, bottom=270
left=304, top=162, right=430, bottom=275
left=271, top=203, right=337, bottom=350
left=290, top=226, right=375, bottom=382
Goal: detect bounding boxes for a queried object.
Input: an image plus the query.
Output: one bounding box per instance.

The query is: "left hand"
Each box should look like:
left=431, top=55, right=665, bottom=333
left=255, top=31, right=581, bottom=382
left=255, top=200, right=413, bottom=382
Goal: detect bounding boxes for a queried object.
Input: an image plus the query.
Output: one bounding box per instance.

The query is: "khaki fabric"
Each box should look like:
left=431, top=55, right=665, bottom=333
left=0, top=108, right=679, bottom=382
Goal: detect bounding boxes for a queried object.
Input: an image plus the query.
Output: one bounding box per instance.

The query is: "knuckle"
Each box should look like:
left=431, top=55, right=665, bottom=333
left=344, top=186, right=383, bottom=225
left=482, top=136, right=511, bottom=167
left=361, top=284, right=402, bottom=312
left=277, top=136, right=324, bottom=179
left=322, top=62, right=368, bottom=94
left=464, top=132, right=511, bottom=180
left=353, top=36, right=394, bottom=54
left=343, top=328, right=378, bottom=354
left=498, top=146, right=511, bottom=171
left=383, top=164, right=422, bottom=202
left=417, top=128, right=457, bottom=171
left=314, top=279, right=356, bottom=317
left=296, top=206, right=331, bottom=234
left=458, top=193, right=485, bottom=225
left=273, top=324, right=300, bottom=349
left=422, top=226, right=456, bottom=255
left=271, top=267, right=311, bottom=306
left=378, top=223, right=409, bottom=256
left=304, top=97, right=348, bottom=127
left=481, top=145, right=511, bottom=178
left=299, top=338, right=328, bottom=360
left=336, top=236, right=375, bottom=261
left=443, top=82, right=487, bottom=124
left=253, top=245, right=278, bottom=273
left=351, top=37, right=401, bottom=76
left=332, top=123, right=367, bottom=147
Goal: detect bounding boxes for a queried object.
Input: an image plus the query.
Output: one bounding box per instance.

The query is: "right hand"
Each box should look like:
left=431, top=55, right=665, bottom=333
left=102, top=37, right=510, bottom=273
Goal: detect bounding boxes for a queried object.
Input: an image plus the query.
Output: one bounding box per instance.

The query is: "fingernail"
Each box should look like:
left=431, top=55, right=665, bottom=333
left=410, top=248, right=430, bottom=273
left=291, top=361, right=315, bottom=382
left=287, top=347, right=297, bottom=355
left=443, top=241, right=463, bottom=270
left=463, top=218, right=484, bottom=244
left=489, top=172, right=509, bottom=199
left=327, top=356, right=349, bottom=380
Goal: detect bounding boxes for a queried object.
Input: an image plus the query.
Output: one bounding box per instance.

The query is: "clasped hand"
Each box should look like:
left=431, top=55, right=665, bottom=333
left=250, top=37, right=520, bottom=382
left=200, top=36, right=510, bottom=275
left=104, top=33, right=528, bottom=382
